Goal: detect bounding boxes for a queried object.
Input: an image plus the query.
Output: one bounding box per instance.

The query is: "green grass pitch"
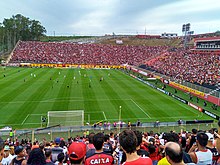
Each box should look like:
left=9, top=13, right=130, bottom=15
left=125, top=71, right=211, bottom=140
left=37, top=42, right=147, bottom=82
left=0, top=67, right=212, bottom=129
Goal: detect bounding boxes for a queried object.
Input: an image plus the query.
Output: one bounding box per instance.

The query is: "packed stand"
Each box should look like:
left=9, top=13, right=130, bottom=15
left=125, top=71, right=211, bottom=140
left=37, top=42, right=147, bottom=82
left=148, top=48, right=220, bottom=87
left=1, top=124, right=220, bottom=165
left=10, top=41, right=167, bottom=66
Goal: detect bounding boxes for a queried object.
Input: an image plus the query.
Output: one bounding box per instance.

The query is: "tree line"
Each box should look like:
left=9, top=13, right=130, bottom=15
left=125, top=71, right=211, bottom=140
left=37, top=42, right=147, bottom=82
left=0, top=14, right=46, bottom=53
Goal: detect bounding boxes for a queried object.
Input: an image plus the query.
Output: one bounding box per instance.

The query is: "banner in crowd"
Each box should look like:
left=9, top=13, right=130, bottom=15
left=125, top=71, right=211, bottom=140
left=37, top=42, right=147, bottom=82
left=169, top=81, right=205, bottom=97
left=20, top=63, right=125, bottom=69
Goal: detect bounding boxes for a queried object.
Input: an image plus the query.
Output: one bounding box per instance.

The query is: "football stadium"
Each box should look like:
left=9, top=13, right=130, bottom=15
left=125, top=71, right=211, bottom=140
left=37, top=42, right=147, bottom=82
left=0, top=1, right=220, bottom=164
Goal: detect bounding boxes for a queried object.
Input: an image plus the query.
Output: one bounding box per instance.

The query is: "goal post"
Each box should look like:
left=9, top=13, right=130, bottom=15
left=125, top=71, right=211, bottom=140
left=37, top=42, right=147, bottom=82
left=47, top=110, right=84, bottom=127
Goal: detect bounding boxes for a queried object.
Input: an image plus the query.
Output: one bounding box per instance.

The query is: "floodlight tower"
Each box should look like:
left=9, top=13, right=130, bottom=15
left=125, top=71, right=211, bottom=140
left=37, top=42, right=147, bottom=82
left=182, top=23, right=191, bottom=48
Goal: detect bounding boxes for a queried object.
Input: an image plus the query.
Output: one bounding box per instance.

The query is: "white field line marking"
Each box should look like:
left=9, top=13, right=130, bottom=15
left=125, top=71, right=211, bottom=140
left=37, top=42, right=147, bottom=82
left=85, top=111, right=103, bottom=114
left=21, top=114, right=30, bottom=125
left=29, top=114, right=45, bottom=116
left=130, top=99, right=152, bottom=119
left=96, top=115, right=196, bottom=121
left=102, top=111, right=107, bottom=121
left=3, top=98, right=131, bottom=104
left=22, top=122, right=41, bottom=125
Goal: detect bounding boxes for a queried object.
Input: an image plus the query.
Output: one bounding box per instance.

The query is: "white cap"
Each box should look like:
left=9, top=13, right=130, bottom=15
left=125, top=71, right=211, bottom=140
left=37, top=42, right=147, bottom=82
left=206, top=133, right=214, bottom=141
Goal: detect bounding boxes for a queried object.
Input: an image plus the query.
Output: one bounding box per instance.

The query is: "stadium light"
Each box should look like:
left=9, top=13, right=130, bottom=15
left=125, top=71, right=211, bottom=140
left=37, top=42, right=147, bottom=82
left=182, top=23, right=191, bottom=48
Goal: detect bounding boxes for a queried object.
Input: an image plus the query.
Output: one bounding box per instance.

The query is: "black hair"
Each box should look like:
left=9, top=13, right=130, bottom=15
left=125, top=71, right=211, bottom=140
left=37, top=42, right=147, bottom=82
left=192, top=129, right=198, bottom=134
left=162, top=132, right=179, bottom=143
left=88, top=132, right=95, bottom=144
left=110, top=132, right=114, bottom=137
left=197, top=132, right=208, bottom=147
left=104, top=134, right=110, bottom=142
left=93, top=133, right=104, bottom=150
left=165, top=143, right=183, bottom=163
left=70, top=157, right=84, bottom=165
left=133, top=130, right=143, bottom=147
left=119, top=130, right=137, bottom=154
left=57, top=152, right=65, bottom=163
left=148, top=144, right=156, bottom=154
left=27, top=148, right=46, bottom=165
left=44, top=148, right=52, bottom=157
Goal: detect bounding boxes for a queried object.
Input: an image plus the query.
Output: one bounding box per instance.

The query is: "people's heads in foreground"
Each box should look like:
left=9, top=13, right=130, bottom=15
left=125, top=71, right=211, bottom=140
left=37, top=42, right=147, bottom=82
left=68, top=142, right=86, bottom=164
left=165, top=142, right=184, bottom=165
left=119, top=130, right=137, bottom=154
left=196, top=132, right=208, bottom=147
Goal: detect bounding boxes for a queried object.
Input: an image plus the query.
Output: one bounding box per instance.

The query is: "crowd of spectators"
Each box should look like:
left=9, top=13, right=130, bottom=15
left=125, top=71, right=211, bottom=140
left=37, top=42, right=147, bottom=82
left=10, top=41, right=167, bottom=66
left=10, top=41, right=219, bottom=87
left=147, top=48, right=220, bottom=87
left=1, top=125, right=220, bottom=165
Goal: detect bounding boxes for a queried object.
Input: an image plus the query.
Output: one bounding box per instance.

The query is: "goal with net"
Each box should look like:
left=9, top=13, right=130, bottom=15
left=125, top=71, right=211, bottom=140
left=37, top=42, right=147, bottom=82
left=47, top=110, right=84, bottom=127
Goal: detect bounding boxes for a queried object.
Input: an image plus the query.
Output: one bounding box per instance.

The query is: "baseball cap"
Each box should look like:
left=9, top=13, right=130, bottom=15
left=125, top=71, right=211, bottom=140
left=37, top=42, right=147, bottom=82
left=15, top=146, right=24, bottom=155
left=4, top=145, right=10, bottom=151
left=54, top=137, right=61, bottom=144
left=68, top=142, right=86, bottom=160
left=206, top=133, right=214, bottom=141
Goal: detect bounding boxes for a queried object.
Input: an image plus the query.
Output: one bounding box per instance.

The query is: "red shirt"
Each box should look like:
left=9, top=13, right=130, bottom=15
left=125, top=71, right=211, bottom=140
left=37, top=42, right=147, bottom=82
left=149, top=147, right=159, bottom=161
left=122, top=157, right=152, bottom=165
left=85, top=152, right=114, bottom=165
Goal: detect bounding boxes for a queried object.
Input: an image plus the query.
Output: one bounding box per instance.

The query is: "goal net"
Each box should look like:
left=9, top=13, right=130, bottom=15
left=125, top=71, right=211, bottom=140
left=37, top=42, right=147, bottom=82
left=47, top=110, right=84, bottom=127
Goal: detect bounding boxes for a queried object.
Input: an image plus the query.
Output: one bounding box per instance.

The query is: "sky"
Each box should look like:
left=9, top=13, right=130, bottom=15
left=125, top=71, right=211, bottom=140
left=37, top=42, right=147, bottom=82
left=0, top=0, right=220, bottom=36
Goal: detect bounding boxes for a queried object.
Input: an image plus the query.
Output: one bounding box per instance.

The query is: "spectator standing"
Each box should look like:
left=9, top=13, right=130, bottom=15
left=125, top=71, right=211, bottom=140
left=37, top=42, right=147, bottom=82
left=1, top=145, right=14, bottom=165
left=205, top=132, right=218, bottom=164
left=188, top=132, right=212, bottom=165
left=165, top=142, right=187, bottom=165
left=45, top=149, right=54, bottom=165
left=54, top=153, right=65, bottom=165
left=103, top=135, right=113, bottom=154
left=119, top=130, right=152, bottom=165
left=11, top=146, right=27, bottom=165
left=0, top=138, right=5, bottom=164
left=27, top=148, right=46, bottom=165
left=51, top=138, right=64, bottom=163
left=86, top=133, right=95, bottom=158
left=187, top=129, right=197, bottom=152
left=109, top=133, right=116, bottom=150
left=136, top=120, right=141, bottom=127
left=85, top=133, right=114, bottom=165
left=68, top=142, right=86, bottom=165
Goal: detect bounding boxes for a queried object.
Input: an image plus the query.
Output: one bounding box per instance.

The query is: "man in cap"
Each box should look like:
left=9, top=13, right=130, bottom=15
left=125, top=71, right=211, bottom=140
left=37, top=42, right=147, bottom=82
left=51, top=137, right=64, bottom=163
left=206, top=132, right=218, bottom=164
left=68, top=142, right=86, bottom=165
left=11, top=146, right=27, bottom=165
left=1, top=145, right=14, bottom=165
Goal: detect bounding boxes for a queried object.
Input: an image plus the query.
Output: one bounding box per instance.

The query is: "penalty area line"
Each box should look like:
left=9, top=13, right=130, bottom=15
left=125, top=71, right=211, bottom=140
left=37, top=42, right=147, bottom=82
left=21, top=114, right=30, bottom=125
left=130, top=99, right=152, bottom=119
left=102, top=111, right=107, bottom=121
